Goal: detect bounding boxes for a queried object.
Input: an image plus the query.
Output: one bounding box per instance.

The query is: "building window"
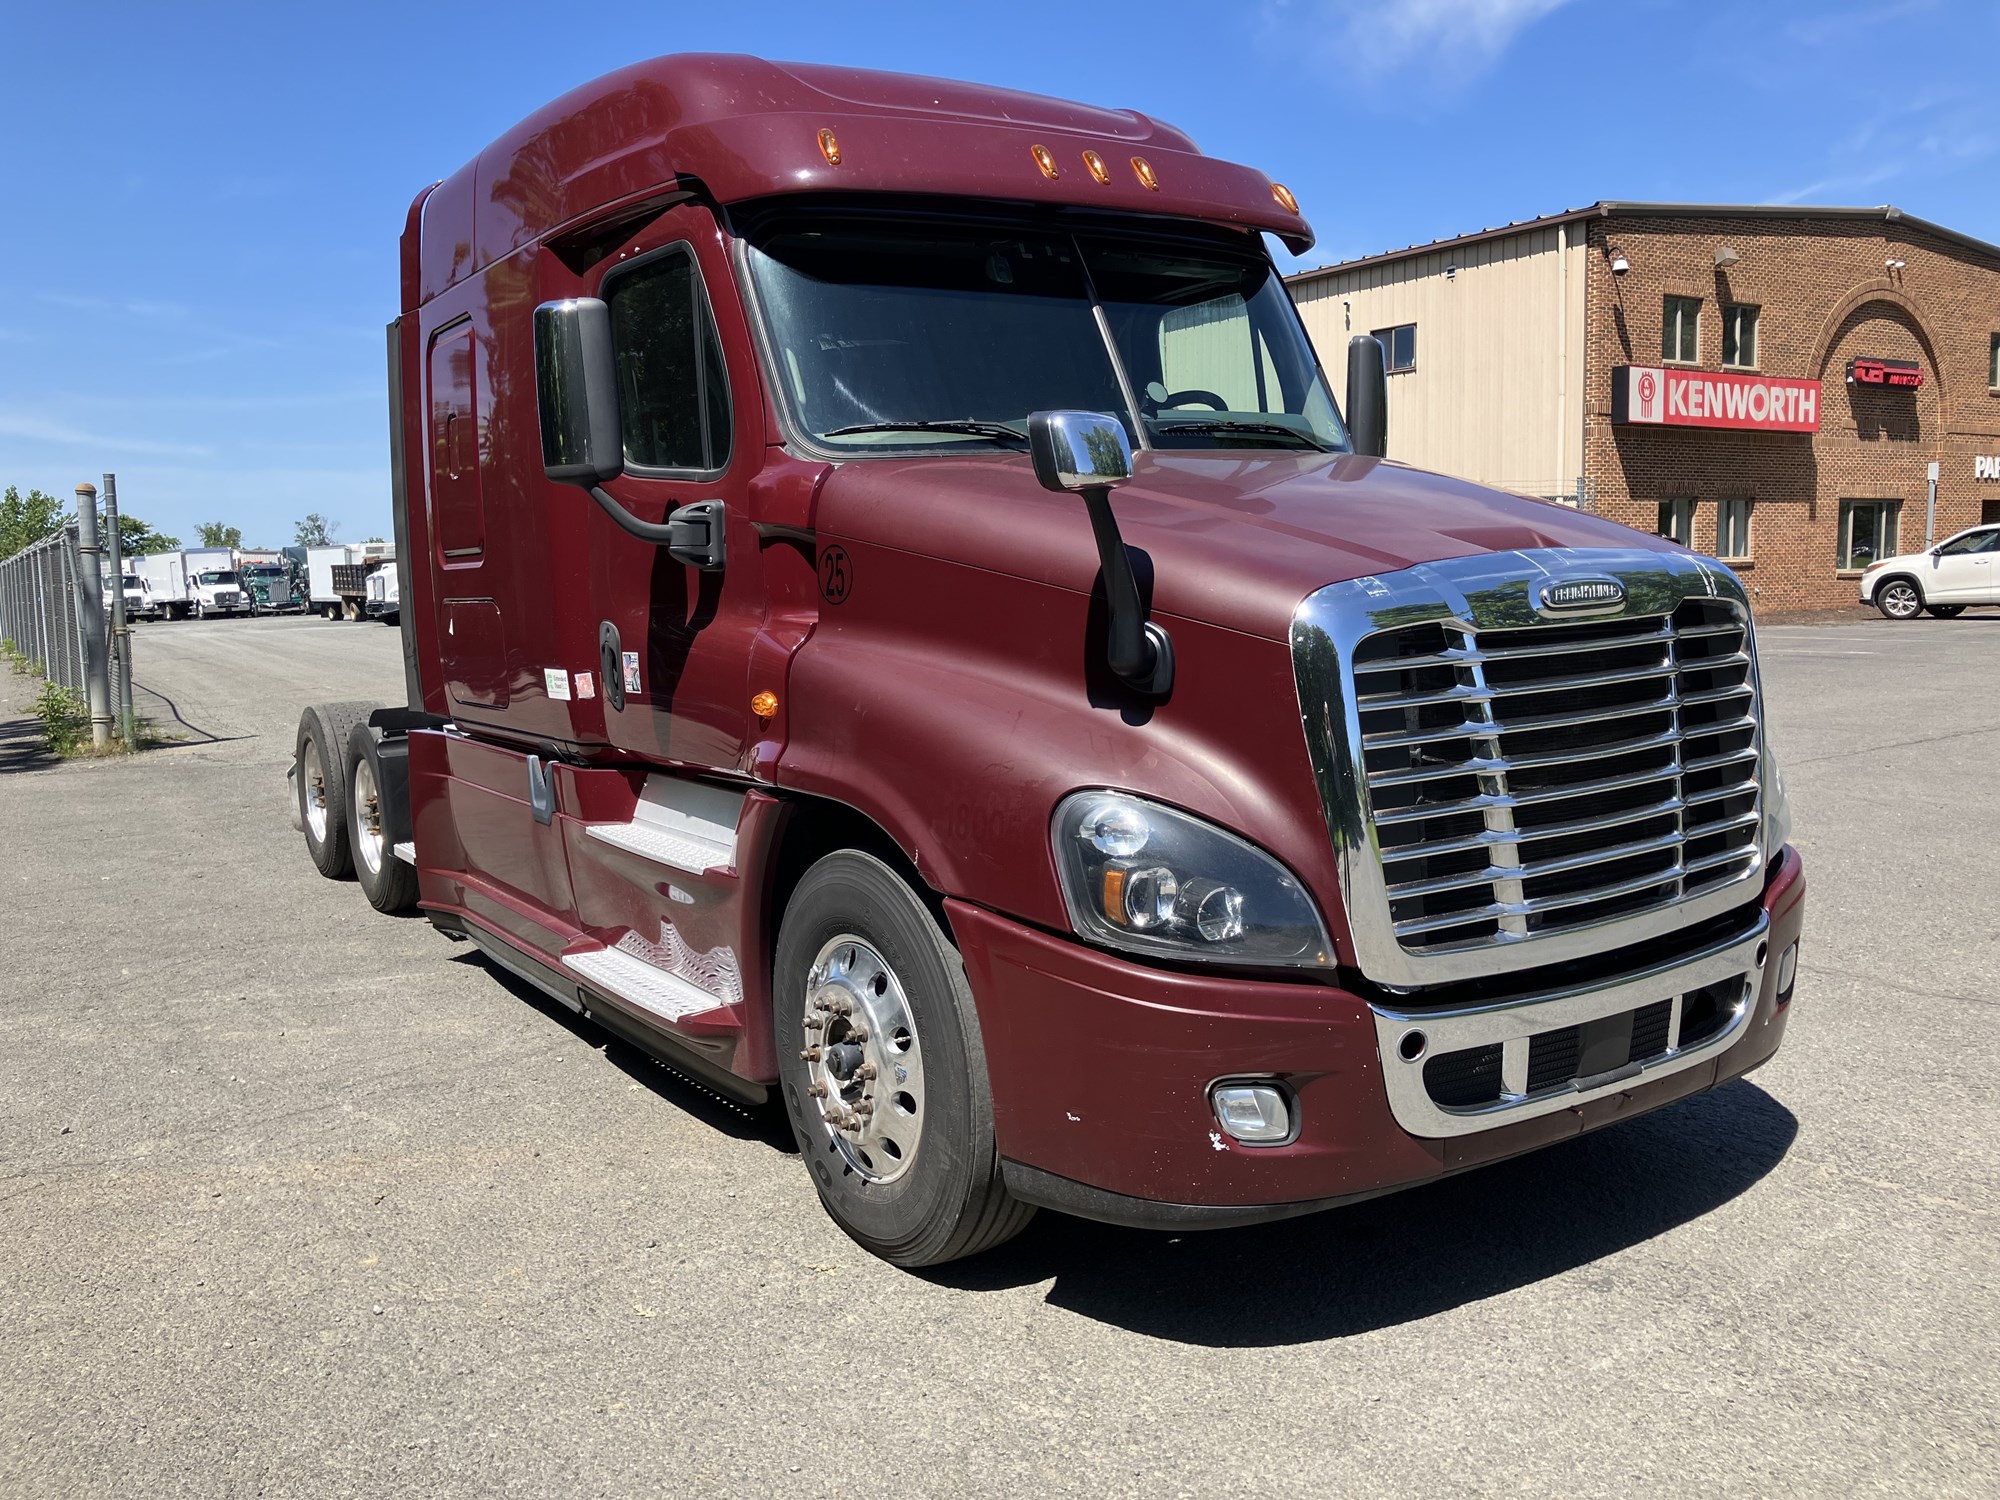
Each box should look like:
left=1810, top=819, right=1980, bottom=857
left=1372, top=323, right=1416, bottom=372
left=1721, top=305, right=1758, bottom=369
left=1715, top=497, right=1752, bottom=561
left=1838, top=499, right=1900, bottom=571
left=1990, top=332, right=1998, bottom=390
left=1663, top=296, right=1700, bottom=364
left=1658, top=497, right=1696, bottom=547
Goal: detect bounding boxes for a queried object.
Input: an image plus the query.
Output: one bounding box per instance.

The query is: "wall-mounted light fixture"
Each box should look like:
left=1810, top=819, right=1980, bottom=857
left=1714, top=245, right=1740, bottom=268
left=1444, top=261, right=1457, bottom=281
left=1610, top=248, right=1631, bottom=275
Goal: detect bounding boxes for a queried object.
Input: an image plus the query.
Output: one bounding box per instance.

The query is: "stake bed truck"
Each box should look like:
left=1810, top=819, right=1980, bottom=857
left=290, top=54, right=1804, bottom=1267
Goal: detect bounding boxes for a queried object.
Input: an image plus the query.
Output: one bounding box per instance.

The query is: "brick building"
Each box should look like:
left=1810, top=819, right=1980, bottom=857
left=1287, top=203, right=2000, bottom=613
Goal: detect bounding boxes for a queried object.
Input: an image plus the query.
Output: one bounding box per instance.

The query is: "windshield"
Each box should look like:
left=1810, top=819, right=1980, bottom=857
left=743, top=215, right=1346, bottom=456
left=244, top=565, right=284, bottom=577
left=198, top=571, right=240, bottom=585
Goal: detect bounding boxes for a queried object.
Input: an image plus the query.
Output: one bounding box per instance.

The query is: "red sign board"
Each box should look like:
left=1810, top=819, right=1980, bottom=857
left=1612, top=366, right=1820, bottom=433
left=1846, top=357, right=1923, bottom=389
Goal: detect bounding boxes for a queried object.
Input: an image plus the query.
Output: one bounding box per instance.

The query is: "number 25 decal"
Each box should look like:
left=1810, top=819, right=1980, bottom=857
left=818, top=544, right=852, bottom=605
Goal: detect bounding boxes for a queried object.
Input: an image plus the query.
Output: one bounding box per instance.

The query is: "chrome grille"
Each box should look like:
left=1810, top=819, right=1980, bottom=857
left=1351, top=597, right=1760, bottom=956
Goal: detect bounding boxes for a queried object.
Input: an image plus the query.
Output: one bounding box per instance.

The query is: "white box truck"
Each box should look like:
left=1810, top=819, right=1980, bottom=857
left=308, top=541, right=394, bottom=620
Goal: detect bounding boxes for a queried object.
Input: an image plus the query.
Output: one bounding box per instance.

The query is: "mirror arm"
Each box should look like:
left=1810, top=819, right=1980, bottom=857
left=580, top=484, right=726, bottom=571
left=587, top=484, right=676, bottom=545
left=1080, top=485, right=1174, bottom=697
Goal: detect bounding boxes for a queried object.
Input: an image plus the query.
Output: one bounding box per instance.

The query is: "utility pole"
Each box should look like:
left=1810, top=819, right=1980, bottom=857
left=102, top=472, right=136, bottom=744
left=73, top=482, right=113, bottom=751
left=1926, top=460, right=1940, bottom=547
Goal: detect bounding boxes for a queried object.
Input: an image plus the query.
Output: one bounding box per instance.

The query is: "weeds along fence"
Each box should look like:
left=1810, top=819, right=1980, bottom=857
left=0, top=525, right=90, bottom=692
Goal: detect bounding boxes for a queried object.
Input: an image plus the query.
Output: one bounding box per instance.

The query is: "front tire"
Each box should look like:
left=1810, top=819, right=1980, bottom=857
left=1875, top=577, right=1923, bottom=620
left=774, top=850, right=1032, bottom=1268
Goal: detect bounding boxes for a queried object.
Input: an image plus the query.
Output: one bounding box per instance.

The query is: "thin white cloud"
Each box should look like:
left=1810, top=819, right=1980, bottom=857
left=1267, top=0, right=1579, bottom=77
left=0, top=410, right=214, bottom=458
left=1763, top=90, right=1996, bottom=206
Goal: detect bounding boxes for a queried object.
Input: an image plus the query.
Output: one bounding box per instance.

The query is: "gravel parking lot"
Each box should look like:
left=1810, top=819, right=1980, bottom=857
left=2, top=612, right=1995, bottom=1498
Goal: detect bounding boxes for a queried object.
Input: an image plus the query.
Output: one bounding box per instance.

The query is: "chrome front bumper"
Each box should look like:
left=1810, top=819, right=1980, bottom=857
left=1369, top=914, right=1770, bottom=1139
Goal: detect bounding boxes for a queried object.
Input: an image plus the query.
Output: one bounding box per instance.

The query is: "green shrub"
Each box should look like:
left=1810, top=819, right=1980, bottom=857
left=33, top=681, right=88, bottom=755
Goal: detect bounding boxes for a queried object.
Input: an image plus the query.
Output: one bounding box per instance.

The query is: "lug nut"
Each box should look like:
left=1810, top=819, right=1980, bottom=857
left=853, top=1099, right=875, bottom=1117
left=854, top=1062, right=878, bottom=1082
left=806, top=1083, right=828, bottom=1099
left=803, top=1016, right=825, bottom=1032
left=799, top=1047, right=822, bottom=1062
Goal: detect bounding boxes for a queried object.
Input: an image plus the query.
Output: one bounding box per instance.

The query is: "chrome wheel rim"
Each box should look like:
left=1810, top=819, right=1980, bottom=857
left=302, top=738, right=328, bottom=841
left=802, top=935, right=924, bottom=1184
left=352, top=753, right=383, bottom=875
left=1883, top=582, right=1920, bottom=618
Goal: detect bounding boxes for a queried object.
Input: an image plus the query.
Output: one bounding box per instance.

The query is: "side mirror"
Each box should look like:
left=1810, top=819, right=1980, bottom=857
left=1027, top=410, right=1133, bottom=493
left=533, top=299, right=623, bottom=484
left=1346, top=334, right=1388, bottom=458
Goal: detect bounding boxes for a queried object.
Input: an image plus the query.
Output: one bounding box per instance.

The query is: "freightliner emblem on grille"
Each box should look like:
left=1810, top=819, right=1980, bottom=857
left=1538, top=577, right=1626, bottom=612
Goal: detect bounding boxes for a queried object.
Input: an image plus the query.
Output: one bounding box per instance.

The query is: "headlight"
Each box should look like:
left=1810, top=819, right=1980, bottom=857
left=1052, top=791, right=1331, bottom=967
left=1760, top=739, right=1793, bottom=854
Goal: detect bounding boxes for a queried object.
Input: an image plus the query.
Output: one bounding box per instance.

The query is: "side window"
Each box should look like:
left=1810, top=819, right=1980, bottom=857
left=1663, top=296, right=1700, bottom=364
left=1371, top=323, right=1416, bottom=372
left=605, top=246, right=732, bottom=473
left=1158, top=294, right=1283, bottom=412
left=1938, top=529, right=2000, bottom=556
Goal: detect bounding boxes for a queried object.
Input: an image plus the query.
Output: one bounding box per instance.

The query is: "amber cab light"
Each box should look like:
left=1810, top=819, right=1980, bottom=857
left=1082, top=150, right=1110, bottom=185
left=817, top=128, right=842, bottom=166
left=751, top=691, right=779, bottom=719
left=1130, top=155, right=1159, bottom=191
left=1030, top=143, right=1059, bottom=180
left=1271, top=182, right=1300, bottom=214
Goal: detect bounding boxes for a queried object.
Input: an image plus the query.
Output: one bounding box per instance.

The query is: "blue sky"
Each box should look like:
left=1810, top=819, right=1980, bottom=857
left=2, top=0, right=1994, bottom=547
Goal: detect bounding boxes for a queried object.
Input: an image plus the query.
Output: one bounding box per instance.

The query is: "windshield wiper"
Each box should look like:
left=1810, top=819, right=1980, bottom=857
left=823, top=419, right=1027, bottom=444
left=1154, top=420, right=1332, bottom=451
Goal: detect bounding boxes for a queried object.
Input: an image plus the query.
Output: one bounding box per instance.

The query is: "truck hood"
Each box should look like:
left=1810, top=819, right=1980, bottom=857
left=815, top=450, right=1678, bottom=641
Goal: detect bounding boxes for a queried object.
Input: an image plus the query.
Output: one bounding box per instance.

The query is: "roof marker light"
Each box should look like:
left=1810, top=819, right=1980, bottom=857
left=1082, top=150, right=1110, bottom=185
left=1271, top=182, right=1300, bottom=214
left=817, top=128, right=841, bottom=166
left=1031, top=143, right=1059, bottom=180
left=1130, top=156, right=1159, bottom=192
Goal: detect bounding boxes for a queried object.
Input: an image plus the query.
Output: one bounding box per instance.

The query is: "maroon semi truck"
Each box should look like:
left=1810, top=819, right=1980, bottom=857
left=292, top=54, right=1804, bottom=1267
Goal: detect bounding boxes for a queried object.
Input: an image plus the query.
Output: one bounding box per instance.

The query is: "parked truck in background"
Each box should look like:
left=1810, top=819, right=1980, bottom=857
left=308, top=542, right=394, bottom=619
left=133, top=548, right=241, bottom=621
left=289, top=55, right=1804, bottom=1269
left=364, top=564, right=399, bottom=624
left=241, top=550, right=302, bottom=614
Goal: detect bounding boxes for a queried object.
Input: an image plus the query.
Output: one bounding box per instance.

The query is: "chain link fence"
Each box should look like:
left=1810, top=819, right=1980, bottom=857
left=0, top=524, right=90, bottom=692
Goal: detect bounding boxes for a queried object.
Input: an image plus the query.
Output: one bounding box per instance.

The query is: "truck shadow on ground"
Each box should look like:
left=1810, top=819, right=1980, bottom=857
left=933, top=1079, right=1798, bottom=1346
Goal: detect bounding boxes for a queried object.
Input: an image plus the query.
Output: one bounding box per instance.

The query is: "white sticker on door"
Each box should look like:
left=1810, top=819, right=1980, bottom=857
left=544, top=668, right=572, bottom=701
left=621, top=651, right=642, bottom=694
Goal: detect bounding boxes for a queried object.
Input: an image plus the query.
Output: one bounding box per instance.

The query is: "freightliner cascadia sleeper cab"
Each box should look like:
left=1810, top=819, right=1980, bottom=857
left=291, top=55, right=1804, bottom=1268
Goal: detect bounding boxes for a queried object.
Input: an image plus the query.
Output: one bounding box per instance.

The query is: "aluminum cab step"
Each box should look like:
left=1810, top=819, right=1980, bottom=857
left=583, top=775, right=743, bottom=874
left=563, top=944, right=736, bottom=1026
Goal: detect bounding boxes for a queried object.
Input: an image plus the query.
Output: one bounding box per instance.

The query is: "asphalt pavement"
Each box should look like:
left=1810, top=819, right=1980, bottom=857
left=1, top=610, right=1995, bottom=1498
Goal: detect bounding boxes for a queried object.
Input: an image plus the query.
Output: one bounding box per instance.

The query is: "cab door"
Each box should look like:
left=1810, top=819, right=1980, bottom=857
left=1929, top=528, right=2000, bottom=602
left=586, top=205, right=766, bottom=774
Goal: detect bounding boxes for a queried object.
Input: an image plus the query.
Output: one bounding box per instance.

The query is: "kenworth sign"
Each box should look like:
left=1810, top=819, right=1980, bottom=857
left=1612, top=366, right=1821, bottom=433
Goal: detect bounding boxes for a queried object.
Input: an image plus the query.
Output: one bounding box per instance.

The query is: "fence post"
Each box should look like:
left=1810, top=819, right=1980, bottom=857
left=102, top=472, right=136, bottom=744
left=74, top=483, right=114, bottom=750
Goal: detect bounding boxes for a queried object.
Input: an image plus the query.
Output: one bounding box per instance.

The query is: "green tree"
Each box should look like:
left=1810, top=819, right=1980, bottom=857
left=0, top=485, right=71, bottom=560
left=116, top=515, right=180, bottom=555
left=294, top=513, right=336, bottom=547
left=196, top=521, right=244, bottom=549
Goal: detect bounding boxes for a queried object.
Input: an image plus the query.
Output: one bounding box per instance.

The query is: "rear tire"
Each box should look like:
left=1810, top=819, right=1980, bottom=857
left=296, top=701, right=376, bottom=878
left=1926, top=604, right=1966, bottom=618
left=346, top=724, right=418, bottom=913
left=1875, top=577, right=1923, bottom=620
left=774, top=850, right=1033, bottom=1268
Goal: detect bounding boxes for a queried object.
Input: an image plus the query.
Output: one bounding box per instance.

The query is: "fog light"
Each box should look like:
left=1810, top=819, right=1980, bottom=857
left=1211, top=1082, right=1292, bottom=1145
left=1775, top=941, right=1798, bottom=1005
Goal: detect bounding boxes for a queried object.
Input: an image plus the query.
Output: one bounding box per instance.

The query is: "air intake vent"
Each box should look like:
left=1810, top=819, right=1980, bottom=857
left=1351, top=597, right=1760, bottom=956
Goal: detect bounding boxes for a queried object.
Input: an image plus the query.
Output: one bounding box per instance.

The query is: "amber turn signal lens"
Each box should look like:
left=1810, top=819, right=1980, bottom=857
left=1100, top=866, right=1128, bottom=926
left=1082, top=150, right=1110, bottom=185
left=1130, top=155, right=1159, bottom=191
left=817, top=128, right=841, bottom=166
left=1271, top=182, right=1300, bottom=214
left=1031, top=143, right=1059, bottom=179
left=751, top=691, right=779, bottom=719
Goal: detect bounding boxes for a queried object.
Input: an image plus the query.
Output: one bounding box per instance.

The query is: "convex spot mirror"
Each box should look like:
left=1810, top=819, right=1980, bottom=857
left=1028, top=411, right=1133, bottom=494
left=533, top=298, right=623, bottom=484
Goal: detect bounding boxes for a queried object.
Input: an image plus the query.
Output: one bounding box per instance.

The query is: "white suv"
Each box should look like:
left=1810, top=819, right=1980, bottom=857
left=1859, top=525, right=2000, bottom=620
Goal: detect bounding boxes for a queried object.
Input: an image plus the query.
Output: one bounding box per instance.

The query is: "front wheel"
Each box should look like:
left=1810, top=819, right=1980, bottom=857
left=1875, top=577, right=1923, bottom=620
left=1926, top=604, right=1966, bottom=618
left=773, top=850, right=1033, bottom=1268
